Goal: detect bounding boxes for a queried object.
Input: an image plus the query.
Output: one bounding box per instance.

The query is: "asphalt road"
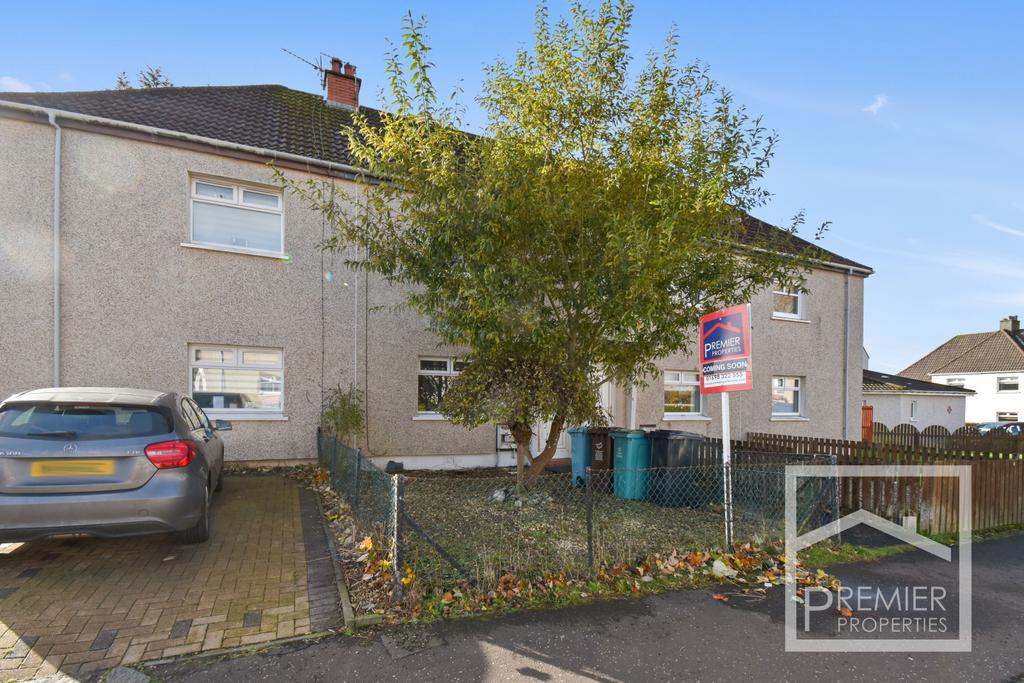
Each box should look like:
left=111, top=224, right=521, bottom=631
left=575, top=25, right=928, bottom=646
left=152, top=532, right=1024, bottom=683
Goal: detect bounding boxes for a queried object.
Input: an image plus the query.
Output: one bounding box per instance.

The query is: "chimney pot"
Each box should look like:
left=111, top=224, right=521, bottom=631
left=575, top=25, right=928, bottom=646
left=323, top=57, right=360, bottom=109
left=1000, top=315, right=1020, bottom=333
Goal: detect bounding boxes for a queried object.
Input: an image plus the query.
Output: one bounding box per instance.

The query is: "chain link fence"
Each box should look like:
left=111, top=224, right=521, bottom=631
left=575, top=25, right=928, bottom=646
left=317, top=432, right=836, bottom=595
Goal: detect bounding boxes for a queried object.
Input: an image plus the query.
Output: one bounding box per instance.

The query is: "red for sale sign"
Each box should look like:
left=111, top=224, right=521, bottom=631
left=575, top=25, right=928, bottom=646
left=699, top=304, right=753, bottom=394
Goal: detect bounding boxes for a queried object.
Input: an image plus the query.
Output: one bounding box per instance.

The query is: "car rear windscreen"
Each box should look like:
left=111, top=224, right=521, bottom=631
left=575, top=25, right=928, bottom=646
left=0, top=403, right=173, bottom=440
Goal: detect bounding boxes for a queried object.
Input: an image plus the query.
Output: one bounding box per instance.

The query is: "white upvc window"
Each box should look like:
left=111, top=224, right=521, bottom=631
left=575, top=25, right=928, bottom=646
left=997, top=376, right=1019, bottom=393
left=189, top=345, right=284, bottom=417
left=946, top=377, right=966, bottom=388
left=772, top=289, right=805, bottom=320
left=997, top=411, right=1019, bottom=422
left=417, top=357, right=465, bottom=416
left=189, top=178, right=284, bottom=256
left=771, top=376, right=803, bottom=416
left=910, top=400, right=918, bottom=420
left=663, top=371, right=702, bottom=419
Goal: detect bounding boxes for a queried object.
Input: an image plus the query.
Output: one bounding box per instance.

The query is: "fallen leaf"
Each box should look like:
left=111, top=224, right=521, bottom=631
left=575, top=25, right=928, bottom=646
left=712, top=593, right=729, bottom=602
left=838, top=606, right=853, bottom=618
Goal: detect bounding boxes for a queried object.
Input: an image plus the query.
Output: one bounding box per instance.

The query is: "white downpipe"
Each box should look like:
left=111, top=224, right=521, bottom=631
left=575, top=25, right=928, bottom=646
left=842, top=268, right=852, bottom=439
left=628, top=384, right=638, bottom=430
left=47, top=111, right=62, bottom=387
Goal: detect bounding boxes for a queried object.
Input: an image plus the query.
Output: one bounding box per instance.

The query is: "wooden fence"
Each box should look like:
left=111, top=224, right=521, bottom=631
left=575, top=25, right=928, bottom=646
left=868, top=422, right=1024, bottom=454
left=745, top=432, right=1024, bottom=535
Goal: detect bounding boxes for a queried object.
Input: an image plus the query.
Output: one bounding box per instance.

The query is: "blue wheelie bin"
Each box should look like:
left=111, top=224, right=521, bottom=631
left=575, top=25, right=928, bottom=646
left=568, top=426, right=592, bottom=487
left=611, top=430, right=651, bottom=500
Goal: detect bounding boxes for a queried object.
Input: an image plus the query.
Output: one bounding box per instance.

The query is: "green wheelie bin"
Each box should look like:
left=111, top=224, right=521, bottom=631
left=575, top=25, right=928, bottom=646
left=611, top=430, right=650, bottom=500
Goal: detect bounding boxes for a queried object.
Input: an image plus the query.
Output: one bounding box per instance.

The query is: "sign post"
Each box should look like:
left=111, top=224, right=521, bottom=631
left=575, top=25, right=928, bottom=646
left=699, top=304, right=753, bottom=546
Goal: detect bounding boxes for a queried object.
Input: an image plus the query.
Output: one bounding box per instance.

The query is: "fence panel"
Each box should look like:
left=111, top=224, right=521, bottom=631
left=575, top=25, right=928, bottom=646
left=746, top=431, right=1024, bottom=535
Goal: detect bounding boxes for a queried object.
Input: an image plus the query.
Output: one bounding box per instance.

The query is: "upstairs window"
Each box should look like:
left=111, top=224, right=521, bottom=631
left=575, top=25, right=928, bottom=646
left=663, top=371, right=701, bottom=418
left=946, top=378, right=966, bottom=388
left=772, top=289, right=805, bottom=320
left=190, top=345, right=283, bottom=414
left=997, top=376, right=1019, bottom=393
left=190, top=178, right=283, bottom=255
left=417, top=358, right=465, bottom=414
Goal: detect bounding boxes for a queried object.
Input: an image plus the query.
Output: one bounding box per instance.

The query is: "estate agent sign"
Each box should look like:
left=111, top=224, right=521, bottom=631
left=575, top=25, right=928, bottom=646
left=699, top=303, right=753, bottom=544
left=699, top=303, right=752, bottom=393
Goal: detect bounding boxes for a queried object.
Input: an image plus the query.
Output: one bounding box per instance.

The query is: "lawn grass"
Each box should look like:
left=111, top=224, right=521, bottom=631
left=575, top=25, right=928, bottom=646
left=400, top=469, right=789, bottom=590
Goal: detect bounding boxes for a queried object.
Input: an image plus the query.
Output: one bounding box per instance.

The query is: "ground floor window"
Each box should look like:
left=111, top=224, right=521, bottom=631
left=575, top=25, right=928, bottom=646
left=663, top=371, right=701, bottom=418
left=771, top=376, right=803, bottom=416
left=417, top=357, right=465, bottom=414
left=996, top=411, right=1018, bottom=421
left=189, top=345, right=283, bottom=413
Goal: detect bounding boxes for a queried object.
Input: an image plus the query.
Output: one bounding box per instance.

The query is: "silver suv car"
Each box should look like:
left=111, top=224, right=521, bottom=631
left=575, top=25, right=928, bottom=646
left=0, top=387, right=228, bottom=544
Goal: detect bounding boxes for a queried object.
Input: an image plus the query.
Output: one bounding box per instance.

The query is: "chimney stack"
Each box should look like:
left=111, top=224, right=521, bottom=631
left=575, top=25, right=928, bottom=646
left=1000, top=315, right=1020, bottom=333
left=323, top=57, right=360, bottom=109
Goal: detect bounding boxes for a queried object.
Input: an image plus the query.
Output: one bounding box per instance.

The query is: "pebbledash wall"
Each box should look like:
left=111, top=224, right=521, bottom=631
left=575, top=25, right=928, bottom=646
left=627, top=266, right=865, bottom=440
left=0, top=111, right=868, bottom=468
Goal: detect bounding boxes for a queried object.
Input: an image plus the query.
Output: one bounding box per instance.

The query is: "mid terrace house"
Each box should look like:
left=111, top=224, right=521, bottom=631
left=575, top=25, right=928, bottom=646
left=0, top=58, right=872, bottom=469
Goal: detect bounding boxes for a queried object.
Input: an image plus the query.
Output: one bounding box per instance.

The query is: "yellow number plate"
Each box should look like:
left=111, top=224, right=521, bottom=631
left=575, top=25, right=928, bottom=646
left=30, top=460, right=115, bottom=477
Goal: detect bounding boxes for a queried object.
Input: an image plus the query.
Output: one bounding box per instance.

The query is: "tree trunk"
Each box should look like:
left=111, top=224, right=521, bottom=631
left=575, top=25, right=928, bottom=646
left=510, top=422, right=534, bottom=491
left=523, top=413, right=566, bottom=483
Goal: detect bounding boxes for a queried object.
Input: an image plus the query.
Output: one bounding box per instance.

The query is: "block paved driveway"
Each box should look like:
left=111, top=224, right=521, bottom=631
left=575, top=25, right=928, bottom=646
left=0, top=474, right=342, bottom=680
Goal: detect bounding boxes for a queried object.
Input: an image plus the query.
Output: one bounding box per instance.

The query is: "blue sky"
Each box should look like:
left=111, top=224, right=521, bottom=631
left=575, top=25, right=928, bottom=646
left=3, top=1, right=1021, bottom=372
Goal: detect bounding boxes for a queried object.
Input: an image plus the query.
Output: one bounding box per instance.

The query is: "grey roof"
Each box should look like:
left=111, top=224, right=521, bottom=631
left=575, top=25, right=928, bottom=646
left=863, top=369, right=974, bottom=395
left=0, top=84, right=379, bottom=167
left=0, top=84, right=869, bottom=272
left=900, top=329, right=1024, bottom=379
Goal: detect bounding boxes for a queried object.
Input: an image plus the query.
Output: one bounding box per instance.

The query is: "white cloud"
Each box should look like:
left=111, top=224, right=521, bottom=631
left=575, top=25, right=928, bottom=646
left=0, top=76, right=34, bottom=92
left=973, top=213, right=1024, bottom=238
left=862, top=94, right=889, bottom=114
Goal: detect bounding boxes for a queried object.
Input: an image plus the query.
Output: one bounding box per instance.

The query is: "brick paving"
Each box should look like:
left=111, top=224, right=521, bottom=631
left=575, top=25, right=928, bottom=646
left=0, top=474, right=342, bottom=680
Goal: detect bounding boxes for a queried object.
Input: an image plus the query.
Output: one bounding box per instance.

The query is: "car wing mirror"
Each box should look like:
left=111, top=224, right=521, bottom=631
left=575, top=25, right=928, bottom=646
left=213, top=419, right=233, bottom=432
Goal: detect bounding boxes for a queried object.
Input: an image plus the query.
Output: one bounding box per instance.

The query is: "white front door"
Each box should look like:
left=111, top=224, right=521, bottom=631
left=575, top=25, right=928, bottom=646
left=532, top=420, right=570, bottom=460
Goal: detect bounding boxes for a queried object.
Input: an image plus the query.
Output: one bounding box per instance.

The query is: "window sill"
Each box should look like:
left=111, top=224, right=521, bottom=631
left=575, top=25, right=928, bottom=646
left=771, top=315, right=811, bottom=324
left=662, top=414, right=711, bottom=422
left=413, top=414, right=449, bottom=421
left=203, top=411, right=288, bottom=422
left=770, top=415, right=809, bottom=422
left=181, top=242, right=288, bottom=260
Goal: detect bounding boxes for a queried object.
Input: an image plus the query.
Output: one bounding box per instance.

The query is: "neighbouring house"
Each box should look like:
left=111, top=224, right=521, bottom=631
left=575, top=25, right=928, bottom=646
left=862, top=369, right=973, bottom=432
left=0, top=57, right=872, bottom=469
left=901, top=316, right=1024, bottom=425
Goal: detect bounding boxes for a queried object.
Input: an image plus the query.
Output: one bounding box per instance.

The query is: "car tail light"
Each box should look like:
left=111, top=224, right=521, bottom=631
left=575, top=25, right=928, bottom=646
left=145, top=440, right=197, bottom=469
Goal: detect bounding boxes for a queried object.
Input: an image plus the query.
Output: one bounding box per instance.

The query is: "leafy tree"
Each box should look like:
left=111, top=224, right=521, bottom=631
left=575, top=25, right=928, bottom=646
left=115, top=65, right=173, bottom=90
left=281, top=0, right=818, bottom=485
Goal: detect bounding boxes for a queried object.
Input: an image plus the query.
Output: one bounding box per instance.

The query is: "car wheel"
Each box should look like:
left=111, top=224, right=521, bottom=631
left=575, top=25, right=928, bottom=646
left=177, top=481, right=211, bottom=544
left=214, top=466, right=224, bottom=493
